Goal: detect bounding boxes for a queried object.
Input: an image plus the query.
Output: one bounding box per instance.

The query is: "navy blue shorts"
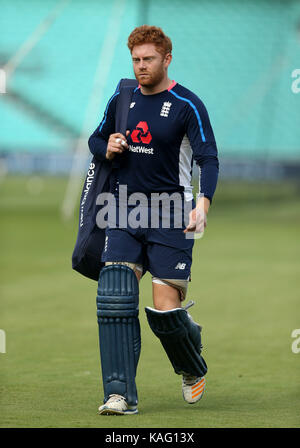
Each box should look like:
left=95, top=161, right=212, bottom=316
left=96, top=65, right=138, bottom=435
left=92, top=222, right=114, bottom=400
left=101, top=200, right=195, bottom=279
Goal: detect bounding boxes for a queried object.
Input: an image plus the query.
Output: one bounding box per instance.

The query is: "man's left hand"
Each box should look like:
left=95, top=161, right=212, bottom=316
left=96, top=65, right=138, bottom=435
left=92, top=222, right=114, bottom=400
left=183, top=196, right=210, bottom=234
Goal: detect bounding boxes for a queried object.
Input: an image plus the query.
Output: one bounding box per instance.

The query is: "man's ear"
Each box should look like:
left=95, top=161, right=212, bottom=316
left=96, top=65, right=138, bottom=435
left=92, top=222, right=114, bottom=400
left=164, top=52, right=172, bottom=68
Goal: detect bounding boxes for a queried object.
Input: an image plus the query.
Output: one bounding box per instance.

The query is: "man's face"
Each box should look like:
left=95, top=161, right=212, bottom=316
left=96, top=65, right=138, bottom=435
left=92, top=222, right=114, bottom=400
left=131, top=43, right=171, bottom=88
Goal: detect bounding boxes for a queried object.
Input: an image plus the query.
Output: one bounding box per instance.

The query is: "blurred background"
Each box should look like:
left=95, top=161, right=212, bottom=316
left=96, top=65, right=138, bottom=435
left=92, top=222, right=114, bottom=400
left=1, top=0, right=300, bottom=187
left=1, top=0, right=300, bottom=428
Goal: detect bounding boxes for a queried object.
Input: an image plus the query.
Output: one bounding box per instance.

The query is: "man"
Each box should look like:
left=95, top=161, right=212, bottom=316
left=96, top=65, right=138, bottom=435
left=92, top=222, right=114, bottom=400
left=89, top=25, right=219, bottom=415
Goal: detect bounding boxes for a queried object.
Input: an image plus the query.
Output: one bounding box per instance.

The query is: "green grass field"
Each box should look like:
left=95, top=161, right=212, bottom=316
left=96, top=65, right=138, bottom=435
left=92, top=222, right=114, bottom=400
left=0, top=175, right=300, bottom=428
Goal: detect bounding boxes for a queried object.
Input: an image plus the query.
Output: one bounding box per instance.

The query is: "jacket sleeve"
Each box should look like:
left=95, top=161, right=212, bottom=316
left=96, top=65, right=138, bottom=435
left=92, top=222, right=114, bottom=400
left=88, top=92, right=119, bottom=161
left=185, top=95, right=219, bottom=203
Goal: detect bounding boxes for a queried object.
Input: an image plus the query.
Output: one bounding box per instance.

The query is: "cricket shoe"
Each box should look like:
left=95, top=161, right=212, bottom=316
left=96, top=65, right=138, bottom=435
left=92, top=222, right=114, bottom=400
left=182, top=375, right=205, bottom=404
left=98, top=394, right=138, bottom=415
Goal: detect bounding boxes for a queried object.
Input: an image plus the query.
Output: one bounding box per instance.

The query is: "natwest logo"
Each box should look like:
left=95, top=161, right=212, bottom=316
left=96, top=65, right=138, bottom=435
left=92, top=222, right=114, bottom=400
left=131, top=121, right=152, bottom=144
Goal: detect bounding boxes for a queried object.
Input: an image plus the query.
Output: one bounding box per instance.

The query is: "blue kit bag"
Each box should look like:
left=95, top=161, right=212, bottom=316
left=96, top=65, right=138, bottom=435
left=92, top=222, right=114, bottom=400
left=71, top=78, right=138, bottom=281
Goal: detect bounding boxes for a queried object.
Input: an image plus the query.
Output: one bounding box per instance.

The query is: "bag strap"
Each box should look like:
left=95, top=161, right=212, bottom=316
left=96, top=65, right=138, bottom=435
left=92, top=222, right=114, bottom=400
left=115, top=78, right=138, bottom=134
left=112, top=78, right=138, bottom=170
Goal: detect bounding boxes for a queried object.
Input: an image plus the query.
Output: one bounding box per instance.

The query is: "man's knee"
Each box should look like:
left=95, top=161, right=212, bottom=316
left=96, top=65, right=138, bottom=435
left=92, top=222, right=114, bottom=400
left=105, top=261, right=143, bottom=280
left=152, top=277, right=189, bottom=302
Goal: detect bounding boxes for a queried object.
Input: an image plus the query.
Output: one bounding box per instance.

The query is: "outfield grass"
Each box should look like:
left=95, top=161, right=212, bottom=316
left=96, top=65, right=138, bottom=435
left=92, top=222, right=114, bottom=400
left=0, top=175, right=300, bottom=428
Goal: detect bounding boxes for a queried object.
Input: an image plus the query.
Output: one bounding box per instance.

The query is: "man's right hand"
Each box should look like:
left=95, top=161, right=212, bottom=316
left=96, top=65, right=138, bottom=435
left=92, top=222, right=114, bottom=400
left=106, top=131, right=130, bottom=160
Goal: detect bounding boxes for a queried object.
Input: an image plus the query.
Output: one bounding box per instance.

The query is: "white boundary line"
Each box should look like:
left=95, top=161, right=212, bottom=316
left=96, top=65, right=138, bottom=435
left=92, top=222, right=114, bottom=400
left=0, top=329, right=6, bottom=354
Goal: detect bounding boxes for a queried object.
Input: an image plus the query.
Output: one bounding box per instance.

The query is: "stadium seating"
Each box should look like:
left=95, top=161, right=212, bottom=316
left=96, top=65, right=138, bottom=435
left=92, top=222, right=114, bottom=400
left=1, top=0, right=299, bottom=164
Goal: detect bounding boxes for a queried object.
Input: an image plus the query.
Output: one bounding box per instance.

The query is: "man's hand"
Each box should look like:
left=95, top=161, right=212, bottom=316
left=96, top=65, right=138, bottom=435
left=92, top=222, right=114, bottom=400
left=106, top=131, right=130, bottom=161
left=183, top=196, right=210, bottom=234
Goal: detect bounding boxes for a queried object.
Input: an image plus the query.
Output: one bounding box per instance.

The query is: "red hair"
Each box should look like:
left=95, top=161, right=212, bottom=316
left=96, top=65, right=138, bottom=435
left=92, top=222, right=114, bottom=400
left=127, top=25, right=172, bottom=56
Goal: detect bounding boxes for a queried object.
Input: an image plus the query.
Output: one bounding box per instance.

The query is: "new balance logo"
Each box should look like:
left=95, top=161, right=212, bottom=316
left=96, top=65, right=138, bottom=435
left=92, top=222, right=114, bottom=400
left=130, top=102, right=136, bottom=108
left=160, top=101, right=172, bottom=117
left=175, top=262, right=186, bottom=270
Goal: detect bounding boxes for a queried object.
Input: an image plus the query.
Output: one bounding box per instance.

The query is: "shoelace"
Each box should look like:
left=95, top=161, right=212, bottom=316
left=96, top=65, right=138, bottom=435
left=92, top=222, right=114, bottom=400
left=182, top=375, right=200, bottom=387
left=107, top=394, right=126, bottom=403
